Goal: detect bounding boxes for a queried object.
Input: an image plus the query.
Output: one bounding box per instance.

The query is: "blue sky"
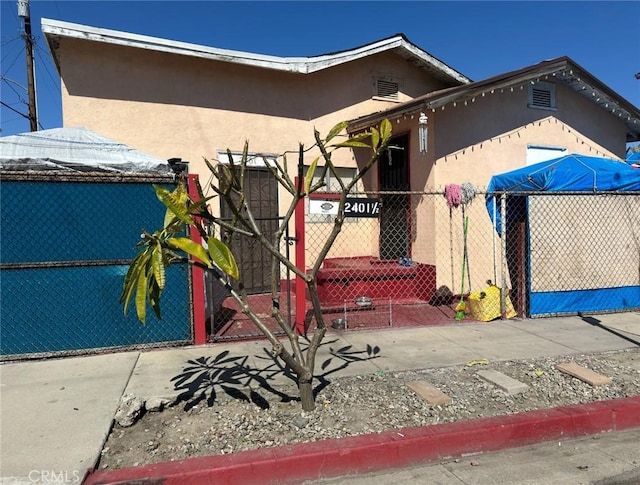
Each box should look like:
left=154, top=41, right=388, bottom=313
left=1, top=1, right=639, bottom=139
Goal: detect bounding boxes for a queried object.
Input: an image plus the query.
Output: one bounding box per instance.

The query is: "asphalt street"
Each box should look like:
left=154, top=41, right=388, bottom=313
left=311, top=427, right=640, bottom=485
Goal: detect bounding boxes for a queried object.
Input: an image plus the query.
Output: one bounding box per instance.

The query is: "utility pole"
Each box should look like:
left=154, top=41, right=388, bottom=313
left=17, top=0, right=38, bottom=131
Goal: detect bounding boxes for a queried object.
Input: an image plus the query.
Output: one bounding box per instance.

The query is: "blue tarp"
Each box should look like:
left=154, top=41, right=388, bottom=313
left=484, top=153, right=640, bottom=317
left=486, top=153, right=640, bottom=233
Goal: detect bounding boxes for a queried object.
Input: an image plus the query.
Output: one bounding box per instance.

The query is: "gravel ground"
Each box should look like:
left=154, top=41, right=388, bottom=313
left=97, top=348, right=640, bottom=471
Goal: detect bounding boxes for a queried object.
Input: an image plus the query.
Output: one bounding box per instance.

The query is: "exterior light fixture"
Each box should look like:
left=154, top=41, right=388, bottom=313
left=418, top=112, right=428, bottom=155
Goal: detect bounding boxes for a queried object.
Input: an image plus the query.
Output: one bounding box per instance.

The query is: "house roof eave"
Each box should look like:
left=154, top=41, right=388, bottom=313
left=348, top=57, right=640, bottom=142
left=41, top=19, right=471, bottom=85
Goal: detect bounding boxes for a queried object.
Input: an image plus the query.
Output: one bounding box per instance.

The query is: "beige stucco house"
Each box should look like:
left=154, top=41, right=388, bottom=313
left=41, top=19, right=640, bottom=303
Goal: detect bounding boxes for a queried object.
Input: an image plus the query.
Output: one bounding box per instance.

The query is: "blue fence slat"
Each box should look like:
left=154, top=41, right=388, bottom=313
left=0, top=264, right=191, bottom=356
left=1, top=181, right=171, bottom=264
left=0, top=178, right=193, bottom=358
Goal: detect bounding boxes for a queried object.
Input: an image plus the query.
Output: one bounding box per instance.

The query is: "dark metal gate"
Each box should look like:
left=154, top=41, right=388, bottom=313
left=220, top=167, right=279, bottom=294
left=208, top=167, right=294, bottom=341
left=379, top=133, right=410, bottom=260
left=205, top=216, right=294, bottom=342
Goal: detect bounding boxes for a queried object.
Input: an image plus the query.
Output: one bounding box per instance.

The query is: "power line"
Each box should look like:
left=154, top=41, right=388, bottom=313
left=1, top=40, right=26, bottom=77
left=1, top=75, right=29, bottom=103
left=33, top=41, right=61, bottom=101
left=0, top=100, right=29, bottom=120
left=1, top=75, right=27, bottom=92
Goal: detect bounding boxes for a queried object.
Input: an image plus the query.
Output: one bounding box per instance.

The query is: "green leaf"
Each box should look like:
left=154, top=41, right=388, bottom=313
left=152, top=245, right=166, bottom=290
left=148, top=279, right=162, bottom=320
left=380, top=119, right=392, bottom=141
left=217, top=165, right=233, bottom=194
left=370, top=127, right=380, bottom=150
left=347, top=132, right=374, bottom=143
left=121, top=250, right=150, bottom=316
left=207, top=237, right=239, bottom=280
left=163, top=207, right=178, bottom=229
left=325, top=121, right=348, bottom=143
left=167, top=237, right=212, bottom=266
left=135, top=266, right=148, bottom=325
left=204, top=157, right=217, bottom=174
left=121, top=251, right=142, bottom=301
left=332, top=140, right=371, bottom=148
left=154, top=184, right=194, bottom=225
left=304, top=157, right=319, bottom=195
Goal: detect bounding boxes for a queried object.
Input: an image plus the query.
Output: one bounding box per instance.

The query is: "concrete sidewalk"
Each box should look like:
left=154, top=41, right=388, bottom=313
left=1, top=313, right=639, bottom=484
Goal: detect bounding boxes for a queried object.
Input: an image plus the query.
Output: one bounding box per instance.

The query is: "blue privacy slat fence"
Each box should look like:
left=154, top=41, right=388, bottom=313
left=0, top=173, right=192, bottom=359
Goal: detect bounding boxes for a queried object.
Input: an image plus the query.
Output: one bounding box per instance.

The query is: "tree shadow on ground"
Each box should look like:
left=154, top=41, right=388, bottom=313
left=170, top=338, right=381, bottom=411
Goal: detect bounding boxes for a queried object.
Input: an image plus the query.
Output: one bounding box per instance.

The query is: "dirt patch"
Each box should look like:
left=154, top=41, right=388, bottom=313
left=97, top=348, right=640, bottom=470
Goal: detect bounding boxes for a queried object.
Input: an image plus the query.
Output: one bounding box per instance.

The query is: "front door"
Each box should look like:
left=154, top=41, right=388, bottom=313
left=220, top=167, right=279, bottom=294
left=379, top=133, right=410, bottom=260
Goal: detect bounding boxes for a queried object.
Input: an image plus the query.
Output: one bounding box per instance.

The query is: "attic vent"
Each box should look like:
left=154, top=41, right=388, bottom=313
left=528, top=81, right=556, bottom=110
left=376, top=80, right=399, bottom=100
left=373, top=75, right=401, bottom=101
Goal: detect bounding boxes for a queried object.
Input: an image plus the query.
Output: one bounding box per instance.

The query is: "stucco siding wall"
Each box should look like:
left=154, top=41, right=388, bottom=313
left=424, top=82, right=627, bottom=293
left=55, top=37, right=633, bottom=298
left=57, top=38, right=454, bottom=277
left=58, top=40, right=444, bottom=177
left=432, top=84, right=624, bottom=190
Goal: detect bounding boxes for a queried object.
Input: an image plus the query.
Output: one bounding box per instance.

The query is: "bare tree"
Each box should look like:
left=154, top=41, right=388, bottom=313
left=121, top=119, right=391, bottom=410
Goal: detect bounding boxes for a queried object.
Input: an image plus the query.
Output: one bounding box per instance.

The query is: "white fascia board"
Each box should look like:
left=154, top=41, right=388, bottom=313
left=41, top=18, right=307, bottom=73
left=303, top=37, right=469, bottom=84
left=398, top=40, right=471, bottom=84
left=41, top=18, right=469, bottom=82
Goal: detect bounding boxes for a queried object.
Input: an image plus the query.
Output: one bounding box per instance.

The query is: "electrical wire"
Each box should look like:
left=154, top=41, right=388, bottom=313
left=1, top=41, right=26, bottom=78
left=0, top=100, right=29, bottom=120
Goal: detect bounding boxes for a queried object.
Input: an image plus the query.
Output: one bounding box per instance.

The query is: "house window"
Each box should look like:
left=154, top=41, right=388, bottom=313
left=528, top=81, right=556, bottom=110
left=303, top=166, right=358, bottom=223
left=526, top=144, right=567, bottom=165
left=373, top=75, right=401, bottom=101
left=217, top=151, right=278, bottom=168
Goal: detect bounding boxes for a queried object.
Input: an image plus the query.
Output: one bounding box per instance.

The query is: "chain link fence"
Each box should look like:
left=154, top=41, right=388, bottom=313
left=304, top=190, right=640, bottom=331
left=498, top=191, right=640, bottom=317
left=0, top=173, right=193, bottom=360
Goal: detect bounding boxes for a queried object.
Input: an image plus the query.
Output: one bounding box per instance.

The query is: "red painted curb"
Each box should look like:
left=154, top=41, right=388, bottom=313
left=84, top=396, right=640, bottom=485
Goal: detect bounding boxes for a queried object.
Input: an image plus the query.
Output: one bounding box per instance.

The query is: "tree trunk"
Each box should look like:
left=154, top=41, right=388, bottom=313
left=298, top=378, right=315, bottom=411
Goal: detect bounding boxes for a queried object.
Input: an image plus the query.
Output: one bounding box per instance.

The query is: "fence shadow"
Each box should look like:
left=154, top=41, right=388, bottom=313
left=170, top=338, right=381, bottom=411
left=580, top=314, right=640, bottom=347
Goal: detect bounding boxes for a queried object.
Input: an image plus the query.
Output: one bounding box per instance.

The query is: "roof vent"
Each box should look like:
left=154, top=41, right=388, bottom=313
left=528, top=81, right=556, bottom=110
left=374, top=75, right=400, bottom=101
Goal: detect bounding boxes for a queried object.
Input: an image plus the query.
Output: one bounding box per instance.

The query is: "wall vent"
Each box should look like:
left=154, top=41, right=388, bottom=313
left=528, top=81, right=556, bottom=109
left=374, top=76, right=400, bottom=101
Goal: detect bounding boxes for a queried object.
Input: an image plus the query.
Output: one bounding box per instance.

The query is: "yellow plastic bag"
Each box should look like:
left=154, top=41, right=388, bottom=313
left=467, top=284, right=516, bottom=322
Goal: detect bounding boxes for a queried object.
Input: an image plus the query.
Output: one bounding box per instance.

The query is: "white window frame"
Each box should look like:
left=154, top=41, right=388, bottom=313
left=526, top=144, right=567, bottom=165
left=206, top=151, right=279, bottom=200
left=216, top=151, right=278, bottom=167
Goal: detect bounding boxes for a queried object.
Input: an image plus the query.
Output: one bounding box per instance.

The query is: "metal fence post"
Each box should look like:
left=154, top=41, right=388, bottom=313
left=187, top=174, right=207, bottom=345
left=500, top=192, right=507, bottom=318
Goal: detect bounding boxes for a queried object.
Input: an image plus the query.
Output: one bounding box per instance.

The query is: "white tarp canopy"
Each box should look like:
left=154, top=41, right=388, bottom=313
left=0, top=127, right=171, bottom=174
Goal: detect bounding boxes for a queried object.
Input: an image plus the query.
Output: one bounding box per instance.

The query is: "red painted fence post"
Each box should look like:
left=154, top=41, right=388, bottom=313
left=187, top=174, right=207, bottom=345
left=295, top=181, right=306, bottom=334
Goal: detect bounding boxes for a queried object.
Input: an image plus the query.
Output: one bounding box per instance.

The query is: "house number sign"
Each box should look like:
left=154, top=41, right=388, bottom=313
left=344, top=198, right=380, bottom=218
